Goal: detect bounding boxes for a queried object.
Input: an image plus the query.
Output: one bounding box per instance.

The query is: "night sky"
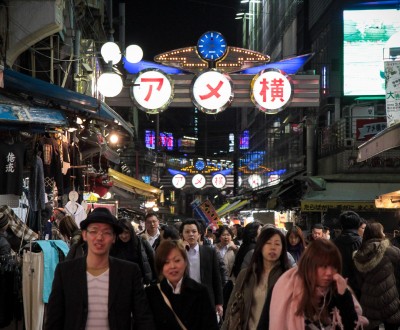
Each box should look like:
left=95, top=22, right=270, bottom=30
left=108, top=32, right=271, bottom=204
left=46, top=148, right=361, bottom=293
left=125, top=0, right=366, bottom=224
left=125, top=0, right=240, bottom=60
left=122, top=0, right=241, bottom=156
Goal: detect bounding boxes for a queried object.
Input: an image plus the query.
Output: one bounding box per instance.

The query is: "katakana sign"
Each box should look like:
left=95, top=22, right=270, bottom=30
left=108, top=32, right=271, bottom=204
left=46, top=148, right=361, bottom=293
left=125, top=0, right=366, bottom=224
left=251, top=69, right=293, bottom=114
left=191, top=70, right=233, bottom=114
left=132, top=69, right=173, bottom=114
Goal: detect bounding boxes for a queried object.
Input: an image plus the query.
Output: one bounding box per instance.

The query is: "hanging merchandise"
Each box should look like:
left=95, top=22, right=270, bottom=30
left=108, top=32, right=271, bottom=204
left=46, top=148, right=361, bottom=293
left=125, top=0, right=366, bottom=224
left=0, top=138, right=26, bottom=196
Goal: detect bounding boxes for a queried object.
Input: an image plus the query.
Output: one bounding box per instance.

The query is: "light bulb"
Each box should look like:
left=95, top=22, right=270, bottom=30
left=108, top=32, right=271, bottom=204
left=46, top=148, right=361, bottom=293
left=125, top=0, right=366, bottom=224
left=101, top=42, right=122, bottom=65
left=98, top=73, right=123, bottom=97
left=125, top=45, right=143, bottom=63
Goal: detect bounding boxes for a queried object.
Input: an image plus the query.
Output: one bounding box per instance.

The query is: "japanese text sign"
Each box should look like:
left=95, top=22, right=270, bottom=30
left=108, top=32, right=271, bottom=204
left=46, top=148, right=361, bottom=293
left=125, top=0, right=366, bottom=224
left=191, top=70, right=233, bottom=114
left=132, top=69, right=173, bottom=114
left=251, top=69, right=293, bottom=114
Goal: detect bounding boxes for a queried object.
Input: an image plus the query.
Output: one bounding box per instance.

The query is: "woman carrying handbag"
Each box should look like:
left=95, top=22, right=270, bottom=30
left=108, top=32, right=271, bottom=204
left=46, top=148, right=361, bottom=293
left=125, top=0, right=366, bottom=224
left=145, top=240, right=219, bottom=330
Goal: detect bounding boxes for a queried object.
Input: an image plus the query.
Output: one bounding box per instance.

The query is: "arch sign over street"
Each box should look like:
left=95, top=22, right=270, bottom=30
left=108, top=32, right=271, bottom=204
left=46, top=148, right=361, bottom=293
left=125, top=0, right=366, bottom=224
left=114, top=31, right=320, bottom=113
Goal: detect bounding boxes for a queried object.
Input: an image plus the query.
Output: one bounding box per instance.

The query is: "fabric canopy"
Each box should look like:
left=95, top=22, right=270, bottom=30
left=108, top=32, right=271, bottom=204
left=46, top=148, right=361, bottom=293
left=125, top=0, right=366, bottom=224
left=108, top=168, right=161, bottom=198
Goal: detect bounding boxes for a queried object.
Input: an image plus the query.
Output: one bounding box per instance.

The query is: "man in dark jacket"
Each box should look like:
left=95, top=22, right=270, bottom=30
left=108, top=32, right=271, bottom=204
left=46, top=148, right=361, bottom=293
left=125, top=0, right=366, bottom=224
left=333, top=210, right=362, bottom=297
left=45, top=207, right=155, bottom=330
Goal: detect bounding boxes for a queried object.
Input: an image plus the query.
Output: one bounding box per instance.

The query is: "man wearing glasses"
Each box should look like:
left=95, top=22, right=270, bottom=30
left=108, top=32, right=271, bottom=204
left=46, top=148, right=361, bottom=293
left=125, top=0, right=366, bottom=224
left=45, top=207, right=155, bottom=330
left=140, top=213, right=161, bottom=250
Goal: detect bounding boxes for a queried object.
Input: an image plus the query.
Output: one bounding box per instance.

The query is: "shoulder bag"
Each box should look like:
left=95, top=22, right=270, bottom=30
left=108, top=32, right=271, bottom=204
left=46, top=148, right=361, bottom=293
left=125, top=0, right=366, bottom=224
left=224, top=273, right=245, bottom=329
left=157, top=284, right=188, bottom=330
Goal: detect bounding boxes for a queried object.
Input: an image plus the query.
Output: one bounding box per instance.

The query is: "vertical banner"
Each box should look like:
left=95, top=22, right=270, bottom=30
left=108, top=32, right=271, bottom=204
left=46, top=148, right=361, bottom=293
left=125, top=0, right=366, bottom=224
left=191, top=199, right=220, bottom=229
left=384, top=60, right=400, bottom=127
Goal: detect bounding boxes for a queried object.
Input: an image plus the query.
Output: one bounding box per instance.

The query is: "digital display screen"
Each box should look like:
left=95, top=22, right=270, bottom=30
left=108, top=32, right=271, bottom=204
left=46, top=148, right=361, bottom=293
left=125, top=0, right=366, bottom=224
left=240, top=130, right=249, bottom=150
left=343, top=8, right=400, bottom=96
left=159, top=132, right=174, bottom=150
left=145, top=130, right=156, bottom=149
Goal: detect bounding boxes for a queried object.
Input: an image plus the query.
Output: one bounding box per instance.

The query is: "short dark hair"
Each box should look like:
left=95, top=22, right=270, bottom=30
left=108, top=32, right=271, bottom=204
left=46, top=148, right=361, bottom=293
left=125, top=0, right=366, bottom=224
left=339, top=211, right=361, bottom=230
left=312, top=223, right=324, bottom=230
left=145, top=213, right=159, bottom=222
left=161, top=225, right=180, bottom=240
left=179, top=219, right=201, bottom=234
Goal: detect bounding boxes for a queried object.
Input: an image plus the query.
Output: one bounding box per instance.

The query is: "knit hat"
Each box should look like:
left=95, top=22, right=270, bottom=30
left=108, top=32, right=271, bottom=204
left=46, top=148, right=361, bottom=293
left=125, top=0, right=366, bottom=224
left=339, top=211, right=361, bottom=230
left=0, top=212, right=9, bottom=231
left=80, top=207, right=122, bottom=234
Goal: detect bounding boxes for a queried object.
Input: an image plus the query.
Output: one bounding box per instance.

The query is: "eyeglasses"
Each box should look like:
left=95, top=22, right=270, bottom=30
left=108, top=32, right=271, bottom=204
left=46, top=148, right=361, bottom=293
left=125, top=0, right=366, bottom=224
left=86, top=229, right=114, bottom=238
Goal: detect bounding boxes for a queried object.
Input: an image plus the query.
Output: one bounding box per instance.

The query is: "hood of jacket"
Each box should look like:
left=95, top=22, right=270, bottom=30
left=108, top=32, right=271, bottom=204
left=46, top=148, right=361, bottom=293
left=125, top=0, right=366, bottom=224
left=353, top=239, right=389, bottom=273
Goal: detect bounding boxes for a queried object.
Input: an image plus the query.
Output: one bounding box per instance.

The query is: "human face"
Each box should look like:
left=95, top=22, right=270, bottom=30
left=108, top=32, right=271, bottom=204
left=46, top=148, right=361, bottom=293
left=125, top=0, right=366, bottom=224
left=288, top=233, right=300, bottom=246
left=83, top=223, right=115, bottom=257
left=182, top=224, right=200, bottom=248
left=119, top=229, right=131, bottom=243
left=262, top=234, right=283, bottom=263
left=220, top=230, right=232, bottom=246
left=316, top=265, right=338, bottom=288
left=145, top=215, right=159, bottom=236
left=312, top=228, right=323, bottom=240
left=358, top=224, right=366, bottom=237
left=162, top=248, right=187, bottom=288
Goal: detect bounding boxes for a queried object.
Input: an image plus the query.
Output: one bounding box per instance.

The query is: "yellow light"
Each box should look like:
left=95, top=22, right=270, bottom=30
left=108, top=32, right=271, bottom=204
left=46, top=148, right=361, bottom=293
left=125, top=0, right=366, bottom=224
left=109, top=133, right=119, bottom=144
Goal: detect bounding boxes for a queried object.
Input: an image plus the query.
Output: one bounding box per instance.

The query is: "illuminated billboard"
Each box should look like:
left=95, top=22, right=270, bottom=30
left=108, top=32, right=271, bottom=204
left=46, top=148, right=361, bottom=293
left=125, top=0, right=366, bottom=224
left=343, top=8, right=400, bottom=96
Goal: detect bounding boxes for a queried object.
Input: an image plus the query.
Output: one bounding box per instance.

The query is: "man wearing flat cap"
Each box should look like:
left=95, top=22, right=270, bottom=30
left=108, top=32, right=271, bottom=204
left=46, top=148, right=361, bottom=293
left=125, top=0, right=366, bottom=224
left=45, top=207, right=155, bottom=330
left=0, top=212, right=11, bottom=256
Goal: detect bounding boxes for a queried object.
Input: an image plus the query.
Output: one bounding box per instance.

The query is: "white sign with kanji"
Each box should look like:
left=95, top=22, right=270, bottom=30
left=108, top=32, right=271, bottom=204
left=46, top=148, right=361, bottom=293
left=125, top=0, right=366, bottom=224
left=212, top=173, right=226, bottom=189
left=251, top=69, right=293, bottom=113
left=132, top=69, right=173, bottom=113
left=191, top=70, right=233, bottom=114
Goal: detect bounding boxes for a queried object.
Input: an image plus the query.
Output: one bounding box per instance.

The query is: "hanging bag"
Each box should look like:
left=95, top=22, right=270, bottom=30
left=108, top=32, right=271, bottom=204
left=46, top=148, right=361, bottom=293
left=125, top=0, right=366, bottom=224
left=157, top=284, right=188, bottom=330
left=224, top=274, right=245, bottom=329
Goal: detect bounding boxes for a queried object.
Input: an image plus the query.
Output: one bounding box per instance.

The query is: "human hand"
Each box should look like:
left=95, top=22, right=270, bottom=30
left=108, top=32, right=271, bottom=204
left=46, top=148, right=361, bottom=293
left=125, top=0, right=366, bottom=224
left=216, top=304, right=223, bottom=317
left=332, top=273, right=347, bottom=295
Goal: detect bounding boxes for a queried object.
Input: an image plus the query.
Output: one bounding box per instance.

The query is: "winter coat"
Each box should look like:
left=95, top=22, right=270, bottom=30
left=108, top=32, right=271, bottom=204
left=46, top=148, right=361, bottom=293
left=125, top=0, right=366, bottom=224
left=334, top=229, right=362, bottom=295
left=353, top=239, right=400, bottom=328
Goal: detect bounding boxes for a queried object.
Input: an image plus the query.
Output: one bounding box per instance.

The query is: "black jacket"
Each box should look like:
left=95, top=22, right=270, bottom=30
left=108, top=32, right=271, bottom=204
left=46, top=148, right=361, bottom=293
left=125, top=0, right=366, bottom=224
left=333, top=229, right=361, bottom=294
left=145, top=277, right=219, bottom=330
left=44, top=256, right=155, bottom=330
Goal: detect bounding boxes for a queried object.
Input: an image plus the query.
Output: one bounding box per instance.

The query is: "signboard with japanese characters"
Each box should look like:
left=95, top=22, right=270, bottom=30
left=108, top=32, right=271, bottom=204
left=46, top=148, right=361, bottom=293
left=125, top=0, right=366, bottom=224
left=172, top=174, right=186, bottom=189
left=212, top=173, right=226, bottom=189
left=192, top=174, right=206, bottom=188
left=384, top=60, right=400, bottom=127
left=132, top=69, right=174, bottom=114
left=301, top=200, right=376, bottom=212
left=191, top=70, right=233, bottom=114
left=356, top=118, right=387, bottom=141
left=251, top=69, right=293, bottom=114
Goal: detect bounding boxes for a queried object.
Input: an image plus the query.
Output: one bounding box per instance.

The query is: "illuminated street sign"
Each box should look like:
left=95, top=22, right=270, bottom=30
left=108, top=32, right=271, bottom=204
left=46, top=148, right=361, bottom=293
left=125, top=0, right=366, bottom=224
left=132, top=69, right=173, bottom=114
left=212, top=173, right=226, bottom=189
left=172, top=174, right=186, bottom=189
left=251, top=69, right=293, bottom=114
left=248, top=174, right=262, bottom=188
left=192, top=174, right=206, bottom=188
left=191, top=70, right=233, bottom=114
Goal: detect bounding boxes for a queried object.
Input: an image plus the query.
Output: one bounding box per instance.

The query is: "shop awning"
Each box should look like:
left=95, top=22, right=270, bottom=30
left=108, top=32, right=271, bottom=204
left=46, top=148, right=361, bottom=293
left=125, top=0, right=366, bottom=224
left=2, top=68, right=133, bottom=136
left=217, top=199, right=250, bottom=217
left=301, top=182, right=400, bottom=212
left=358, top=122, right=400, bottom=162
left=0, top=93, right=68, bottom=127
left=108, top=168, right=161, bottom=198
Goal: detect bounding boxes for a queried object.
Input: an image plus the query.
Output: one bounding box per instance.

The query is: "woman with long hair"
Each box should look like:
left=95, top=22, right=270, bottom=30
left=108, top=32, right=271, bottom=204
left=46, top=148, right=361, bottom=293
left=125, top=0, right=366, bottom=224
left=145, top=240, right=219, bottom=330
left=222, top=227, right=290, bottom=330
left=231, top=221, right=262, bottom=279
left=286, top=225, right=306, bottom=263
left=262, top=239, right=365, bottom=330
left=354, top=222, right=400, bottom=329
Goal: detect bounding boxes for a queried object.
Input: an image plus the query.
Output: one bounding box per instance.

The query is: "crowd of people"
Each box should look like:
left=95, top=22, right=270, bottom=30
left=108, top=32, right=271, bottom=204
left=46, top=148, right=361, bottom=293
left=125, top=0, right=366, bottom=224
left=40, top=206, right=400, bottom=329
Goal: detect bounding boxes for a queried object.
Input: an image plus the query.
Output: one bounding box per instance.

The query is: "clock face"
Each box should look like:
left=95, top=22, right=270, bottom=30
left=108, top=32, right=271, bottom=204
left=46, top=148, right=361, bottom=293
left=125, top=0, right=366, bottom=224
left=192, top=174, right=206, bottom=189
left=195, top=159, right=205, bottom=171
left=197, top=31, right=227, bottom=61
